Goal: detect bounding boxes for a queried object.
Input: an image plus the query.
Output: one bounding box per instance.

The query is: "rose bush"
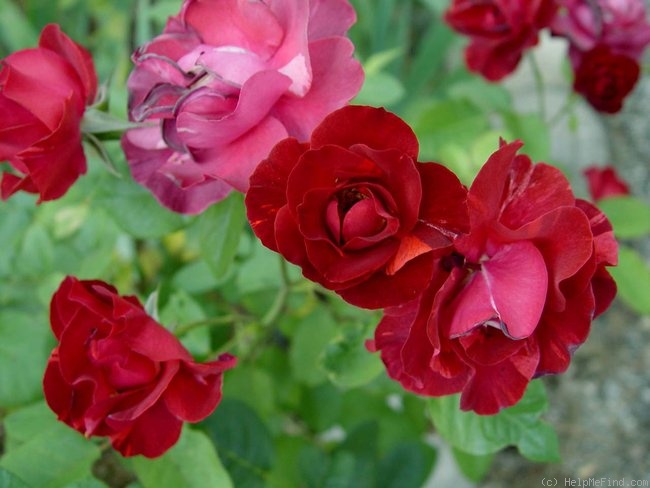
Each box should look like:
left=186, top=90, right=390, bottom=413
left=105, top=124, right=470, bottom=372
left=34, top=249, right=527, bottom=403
left=573, top=45, right=640, bottom=113
left=584, top=165, right=630, bottom=201
left=0, top=24, right=97, bottom=202
left=369, top=141, right=618, bottom=414
left=245, top=105, right=469, bottom=309
left=443, top=0, right=558, bottom=81
left=121, top=0, right=363, bottom=214
left=43, top=276, right=236, bottom=458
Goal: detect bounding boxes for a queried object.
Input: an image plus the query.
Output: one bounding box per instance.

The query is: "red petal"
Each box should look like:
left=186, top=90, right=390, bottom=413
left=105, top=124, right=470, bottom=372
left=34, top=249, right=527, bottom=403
left=339, top=252, right=435, bottom=309
left=110, top=400, right=183, bottom=458
left=246, top=138, right=308, bottom=252
left=310, top=106, right=419, bottom=159
left=459, top=340, right=539, bottom=415
left=39, top=24, right=98, bottom=104
left=164, top=354, right=236, bottom=422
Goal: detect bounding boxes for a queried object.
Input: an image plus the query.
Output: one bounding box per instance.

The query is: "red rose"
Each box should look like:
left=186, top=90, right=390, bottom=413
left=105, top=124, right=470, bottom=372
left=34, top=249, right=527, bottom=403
left=43, top=276, right=236, bottom=458
left=369, top=141, right=618, bottom=414
left=0, top=24, right=97, bottom=202
left=583, top=165, right=630, bottom=201
left=245, top=105, right=469, bottom=309
left=573, top=45, right=640, bottom=113
left=444, top=0, right=558, bottom=81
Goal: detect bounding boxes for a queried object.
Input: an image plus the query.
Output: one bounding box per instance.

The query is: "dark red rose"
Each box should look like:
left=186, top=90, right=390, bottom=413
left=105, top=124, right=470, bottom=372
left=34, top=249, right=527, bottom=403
left=573, top=45, right=640, bottom=113
left=0, top=24, right=97, bottom=202
left=245, top=105, right=469, bottom=309
left=583, top=165, right=630, bottom=201
left=444, top=0, right=558, bottom=81
left=369, top=141, right=618, bottom=414
left=43, top=276, right=236, bottom=458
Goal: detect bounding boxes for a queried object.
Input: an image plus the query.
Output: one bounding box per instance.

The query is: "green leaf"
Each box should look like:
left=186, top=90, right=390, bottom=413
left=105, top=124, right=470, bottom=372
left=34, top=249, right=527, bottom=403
left=131, top=427, right=233, bottom=488
left=597, top=196, right=650, bottom=239
left=0, top=467, right=31, bottom=488
left=428, top=380, right=560, bottom=462
left=193, top=193, right=246, bottom=279
left=1, top=403, right=101, bottom=488
left=289, top=307, right=339, bottom=386
left=0, top=0, right=37, bottom=53
left=451, top=447, right=494, bottom=482
left=412, top=99, right=490, bottom=161
left=609, top=246, right=650, bottom=315
left=300, top=383, right=343, bottom=433
left=95, top=179, right=187, bottom=239
left=448, top=79, right=512, bottom=113
left=200, top=399, right=273, bottom=488
left=297, top=447, right=356, bottom=488
left=223, top=366, right=276, bottom=420
left=322, top=325, right=384, bottom=388
left=500, top=112, right=550, bottom=162
left=62, top=478, right=109, bottom=488
left=378, top=442, right=437, bottom=488
left=17, top=224, right=54, bottom=278
left=354, top=71, right=405, bottom=107
left=0, top=311, right=52, bottom=408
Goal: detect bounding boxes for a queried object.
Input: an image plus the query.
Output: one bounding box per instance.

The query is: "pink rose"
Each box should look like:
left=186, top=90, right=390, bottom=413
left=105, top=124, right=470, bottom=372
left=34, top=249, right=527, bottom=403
left=121, top=0, right=364, bottom=214
left=552, top=0, right=650, bottom=68
left=0, top=24, right=97, bottom=202
left=369, top=141, right=618, bottom=414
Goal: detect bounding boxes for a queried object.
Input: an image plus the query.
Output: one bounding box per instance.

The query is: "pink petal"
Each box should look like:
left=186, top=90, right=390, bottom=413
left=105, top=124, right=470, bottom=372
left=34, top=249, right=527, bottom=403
left=121, top=126, right=232, bottom=214
left=308, top=0, right=357, bottom=40
left=449, top=241, right=548, bottom=340
left=182, top=0, right=283, bottom=60
left=274, top=38, right=364, bottom=141
left=176, top=70, right=291, bottom=148
left=195, top=114, right=289, bottom=191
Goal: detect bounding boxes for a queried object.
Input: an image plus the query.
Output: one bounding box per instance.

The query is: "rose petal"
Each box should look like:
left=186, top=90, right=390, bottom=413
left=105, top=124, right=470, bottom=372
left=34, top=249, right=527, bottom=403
left=448, top=241, right=548, bottom=340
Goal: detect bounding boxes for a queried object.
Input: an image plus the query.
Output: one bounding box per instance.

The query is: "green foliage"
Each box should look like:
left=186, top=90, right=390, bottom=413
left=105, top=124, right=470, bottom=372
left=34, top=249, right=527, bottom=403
left=429, top=380, right=560, bottom=463
left=130, top=428, right=233, bottom=488
left=610, top=246, right=650, bottom=316
left=1, top=403, right=101, bottom=488
left=598, top=196, right=650, bottom=239
left=0, top=311, right=52, bottom=408
left=200, top=399, right=274, bottom=488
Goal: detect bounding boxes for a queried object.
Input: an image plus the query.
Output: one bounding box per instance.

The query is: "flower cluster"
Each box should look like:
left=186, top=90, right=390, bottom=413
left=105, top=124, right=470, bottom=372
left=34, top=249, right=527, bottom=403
left=247, top=107, right=618, bottom=414
left=444, top=0, right=650, bottom=113
left=0, top=0, right=628, bottom=461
